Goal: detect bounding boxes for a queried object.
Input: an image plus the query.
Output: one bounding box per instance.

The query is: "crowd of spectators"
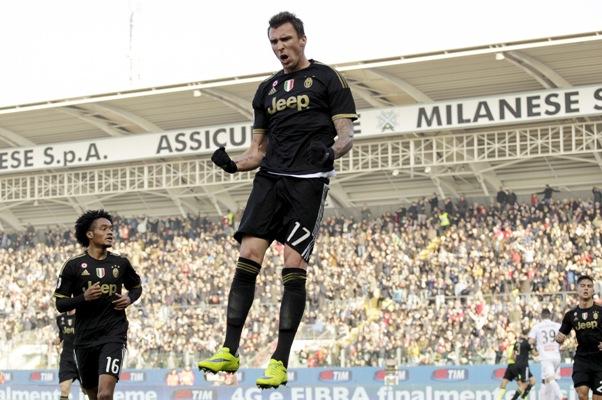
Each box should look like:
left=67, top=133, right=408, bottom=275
left=0, top=189, right=601, bottom=369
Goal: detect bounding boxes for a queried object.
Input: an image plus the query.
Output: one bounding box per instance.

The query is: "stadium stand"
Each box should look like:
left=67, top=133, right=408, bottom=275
left=1, top=194, right=600, bottom=369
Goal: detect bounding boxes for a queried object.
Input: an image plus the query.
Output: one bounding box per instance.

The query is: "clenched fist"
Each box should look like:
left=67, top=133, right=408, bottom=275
left=306, top=141, right=334, bottom=168
left=211, top=147, right=238, bottom=173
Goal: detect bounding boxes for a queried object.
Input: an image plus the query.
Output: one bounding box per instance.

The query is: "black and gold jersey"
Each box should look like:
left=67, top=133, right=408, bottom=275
left=53, top=251, right=141, bottom=348
left=56, top=313, right=76, bottom=352
left=560, top=304, right=602, bottom=355
left=252, top=59, right=357, bottom=175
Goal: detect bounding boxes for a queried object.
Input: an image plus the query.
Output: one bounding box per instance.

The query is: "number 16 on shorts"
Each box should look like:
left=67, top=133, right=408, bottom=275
left=106, top=356, right=120, bottom=374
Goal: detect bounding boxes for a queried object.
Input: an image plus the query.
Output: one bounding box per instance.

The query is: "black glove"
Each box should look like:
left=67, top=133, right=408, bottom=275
left=307, top=141, right=335, bottom=168
left=211, top=147, right=238, bottom=173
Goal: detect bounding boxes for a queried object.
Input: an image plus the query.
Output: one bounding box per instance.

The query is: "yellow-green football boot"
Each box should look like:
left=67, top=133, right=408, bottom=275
left=256, top=359, right=288, bottom=389
left=197, top=347, right=239, bottom=374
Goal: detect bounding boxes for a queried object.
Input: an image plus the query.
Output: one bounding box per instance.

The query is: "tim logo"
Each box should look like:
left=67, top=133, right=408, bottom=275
left=432, top=368, right=468, bottom=381
left=30, top=371, right=54, bottom=382
left=319, top=370, right=351, bottom=382
left=492, top=368, right=506, bottom=379
left=560, top=367, right=572, bottom=378
left=374, top=369, right=408, bottom=382
left=172, top=389, right=215, bottom=399
left=119, top=371, right=145, bottom=382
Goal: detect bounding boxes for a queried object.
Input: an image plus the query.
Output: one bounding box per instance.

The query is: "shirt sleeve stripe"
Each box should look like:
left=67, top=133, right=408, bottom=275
left=315, top=61, right=349, bottom=89
left=332, top=114, right=358, bottom=121
left=53, top=293, right=69, bottom=298
left=58, top=253, right=85, bottom=275
left=332, top=69, right=349, bottom=89
left=253, top=128, right=267, bottom=134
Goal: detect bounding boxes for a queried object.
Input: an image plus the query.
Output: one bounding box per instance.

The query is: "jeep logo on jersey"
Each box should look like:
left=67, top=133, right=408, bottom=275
left=96, top=267, right=105, bottom=278
left=575, top=320, right=598, bottom=330
left=284, top=79, right=294, bottom=92
left=267, top=94, right=310, bottom=114
left=87, top=281, right=117, bottom=296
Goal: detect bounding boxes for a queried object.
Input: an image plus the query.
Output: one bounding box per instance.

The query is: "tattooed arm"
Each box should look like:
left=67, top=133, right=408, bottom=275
left=232, top=133, right=268, bottom=172
left=331, top=118, right=354, bottom=159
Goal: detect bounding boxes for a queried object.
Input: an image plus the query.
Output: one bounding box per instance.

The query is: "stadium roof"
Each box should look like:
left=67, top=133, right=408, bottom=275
left=0, top=31, right=601, bottom=229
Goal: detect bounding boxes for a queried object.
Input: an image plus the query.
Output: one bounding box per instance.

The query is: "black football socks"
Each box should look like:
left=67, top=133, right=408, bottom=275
left=272, top=268, right=307, bottom=367
left=223, top=257, right=261, bottom=354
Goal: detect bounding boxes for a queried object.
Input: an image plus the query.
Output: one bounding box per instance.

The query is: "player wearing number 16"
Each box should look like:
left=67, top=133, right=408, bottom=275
left=53, top=210, right=142, bottom=400
left=198, top=11, right=357, bottom=389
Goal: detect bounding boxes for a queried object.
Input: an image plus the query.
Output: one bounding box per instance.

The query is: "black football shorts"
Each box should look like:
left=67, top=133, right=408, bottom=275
left=74, top=342, right=126, bottom=389
left=573, top=354, right=602, bottom=394
left=235, top=170, right=329, bottom=262
left=58, top=348, right=79, bottom=383
left=503, top=363, right=532, bottom=382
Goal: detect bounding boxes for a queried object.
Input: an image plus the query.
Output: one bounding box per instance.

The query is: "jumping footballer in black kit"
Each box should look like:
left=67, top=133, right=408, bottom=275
left=198, top=11, right=356, bottom=389
left=56, top=310, right=78, bottom=399
left=53, top=210, right=142, bottom=400
left=497, top=330, right=536, bottom=400
left=556, top=275, right=602, bottom=400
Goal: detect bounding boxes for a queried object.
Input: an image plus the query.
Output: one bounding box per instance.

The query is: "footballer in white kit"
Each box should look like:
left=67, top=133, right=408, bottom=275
left=529, top=309, right=562, bottom=400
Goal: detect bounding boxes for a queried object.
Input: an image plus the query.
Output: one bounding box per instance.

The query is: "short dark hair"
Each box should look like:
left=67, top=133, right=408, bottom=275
left=268, top=11, right=304, bottom=37
left=75, top=209, right=112, bottom=247
left=577, top=275, right=594, bottom=284
left=541, top=308, right=552, bottom=318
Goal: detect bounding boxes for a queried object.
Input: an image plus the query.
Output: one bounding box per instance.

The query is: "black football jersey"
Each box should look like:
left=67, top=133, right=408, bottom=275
left=53, top=251, right=141, bottom=348
left=252, top=60, right=357, bottom=175
left=560, top=304, right=602, bottom=355
left=511, top=338, right=532, bottom=365
left=56, top=313, right=76, bottom=352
